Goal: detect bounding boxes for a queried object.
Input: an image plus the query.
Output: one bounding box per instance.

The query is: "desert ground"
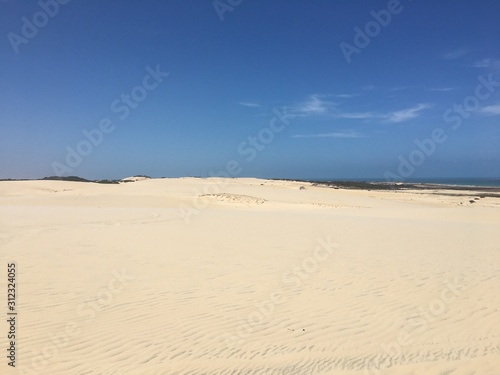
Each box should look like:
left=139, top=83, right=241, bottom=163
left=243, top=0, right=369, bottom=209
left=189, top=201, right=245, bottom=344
left=1, top=177, right=499, bottom=374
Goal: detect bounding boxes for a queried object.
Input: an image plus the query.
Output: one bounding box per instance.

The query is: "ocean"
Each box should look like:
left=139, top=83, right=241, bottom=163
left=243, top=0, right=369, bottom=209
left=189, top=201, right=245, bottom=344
left=309, top=178, right=500, bottom=188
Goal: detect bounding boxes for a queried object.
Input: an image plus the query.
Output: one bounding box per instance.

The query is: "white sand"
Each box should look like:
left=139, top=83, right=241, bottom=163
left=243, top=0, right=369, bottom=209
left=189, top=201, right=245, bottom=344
left=1, top=178, right=499, bottom=374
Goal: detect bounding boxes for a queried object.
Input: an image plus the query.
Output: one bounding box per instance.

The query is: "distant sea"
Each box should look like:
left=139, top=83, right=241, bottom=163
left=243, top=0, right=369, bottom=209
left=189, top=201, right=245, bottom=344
left=309, top=178, right=500, bottom=188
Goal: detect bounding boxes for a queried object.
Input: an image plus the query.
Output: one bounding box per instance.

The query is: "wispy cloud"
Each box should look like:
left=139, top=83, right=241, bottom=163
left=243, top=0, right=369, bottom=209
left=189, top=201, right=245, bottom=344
left=333, top=104, right=432, bottom=123
left=336, top=112, right=381, bottom=120
left=238, top=101, right=261, bottom=108
left=442, top=49, right=467, bottom=60
left=472, top=58, right=500, bottom=69
left=479, top=104, right=500, bottom=116
left=294, top=94, right=335, bottom=115
left=429, top=87, right=456, bottom=92
left=293, top=93, right=432, bottom=124
left=388, top=86, right=411, bottom=92
left=292, top=131, right=364, bottom=139
left=334, top=93, right=358, bottom=99
left=385, top=103, right=432, bottom=123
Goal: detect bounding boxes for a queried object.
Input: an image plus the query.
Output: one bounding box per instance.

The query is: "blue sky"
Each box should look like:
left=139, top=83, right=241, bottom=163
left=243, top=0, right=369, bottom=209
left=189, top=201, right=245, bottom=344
left=1, top=0, right=499, bottom=180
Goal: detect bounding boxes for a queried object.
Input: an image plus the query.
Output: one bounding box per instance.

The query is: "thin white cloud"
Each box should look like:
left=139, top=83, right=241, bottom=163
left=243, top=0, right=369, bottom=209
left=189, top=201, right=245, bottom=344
left=336, top=112, right=382, bottom=120
left=385, top=103, right=432, bottom=123
left=472, top=58, right=500, bottom=69
left=429, top=87, right=456, bottom=92
left=479, top=104, right=500, bottom=116
left=293, top=93, right=431, bottom=124
left=442, top=49, right=467, bottom=60
left=388, top=86, right=411, bottom=92
left=292, top=131, right=364, bottom=139
left=238, top=101, right=261, bottom=108
left=334, top=104, right=431, bottom=123
left=334, top=93, right=358, bottom=99
left=294, top=94, right=335, bottom=115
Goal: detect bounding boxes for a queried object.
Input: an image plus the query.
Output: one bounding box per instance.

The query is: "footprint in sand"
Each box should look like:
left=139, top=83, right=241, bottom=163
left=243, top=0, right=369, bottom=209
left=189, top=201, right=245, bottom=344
left=199, top=193, right=267, bottom=205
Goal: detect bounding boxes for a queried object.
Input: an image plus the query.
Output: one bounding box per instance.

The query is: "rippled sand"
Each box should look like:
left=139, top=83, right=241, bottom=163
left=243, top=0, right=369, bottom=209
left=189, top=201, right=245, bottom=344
left=1, top=178, right=499, bottom=374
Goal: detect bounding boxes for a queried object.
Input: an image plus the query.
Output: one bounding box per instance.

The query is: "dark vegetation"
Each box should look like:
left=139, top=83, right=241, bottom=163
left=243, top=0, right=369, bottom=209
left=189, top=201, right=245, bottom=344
left=0, top=176, right=120, bottom=184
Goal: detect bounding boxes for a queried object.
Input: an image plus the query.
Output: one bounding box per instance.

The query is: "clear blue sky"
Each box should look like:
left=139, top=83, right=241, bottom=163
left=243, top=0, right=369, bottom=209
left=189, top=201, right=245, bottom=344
left=1, top=0, right=499, bottom=180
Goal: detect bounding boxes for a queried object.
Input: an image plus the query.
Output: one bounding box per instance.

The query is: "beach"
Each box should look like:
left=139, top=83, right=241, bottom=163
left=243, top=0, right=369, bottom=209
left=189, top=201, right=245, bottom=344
left=1, top=177, right=499, bottom=374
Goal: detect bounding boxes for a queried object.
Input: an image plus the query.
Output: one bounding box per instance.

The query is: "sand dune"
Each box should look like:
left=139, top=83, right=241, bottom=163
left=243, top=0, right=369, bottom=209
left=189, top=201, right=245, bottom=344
left=1, top=178, right=499, bottom=374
